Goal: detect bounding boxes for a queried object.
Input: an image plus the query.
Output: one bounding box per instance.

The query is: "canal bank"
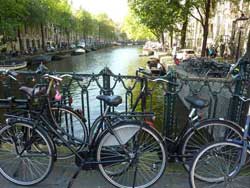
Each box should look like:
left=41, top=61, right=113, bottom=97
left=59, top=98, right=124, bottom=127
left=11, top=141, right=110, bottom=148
left=11, top=44, right=122, bottom=66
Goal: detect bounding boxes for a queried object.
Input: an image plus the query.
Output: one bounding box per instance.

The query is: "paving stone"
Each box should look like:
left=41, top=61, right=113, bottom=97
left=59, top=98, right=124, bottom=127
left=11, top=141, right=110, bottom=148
left=0, top=161, right=190, bottom=188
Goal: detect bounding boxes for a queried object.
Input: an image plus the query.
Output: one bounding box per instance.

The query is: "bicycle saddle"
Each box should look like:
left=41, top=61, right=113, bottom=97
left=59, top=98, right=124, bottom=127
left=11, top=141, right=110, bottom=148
left=184, top=95, right=209, bottom=109
left=19, top=86, right=46, bottom=98
left=96, top=95, right=122, bottom=107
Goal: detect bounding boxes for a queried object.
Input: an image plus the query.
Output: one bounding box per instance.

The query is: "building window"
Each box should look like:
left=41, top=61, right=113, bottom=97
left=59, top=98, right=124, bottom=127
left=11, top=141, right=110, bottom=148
left=32, top=40, right=35, bottom=48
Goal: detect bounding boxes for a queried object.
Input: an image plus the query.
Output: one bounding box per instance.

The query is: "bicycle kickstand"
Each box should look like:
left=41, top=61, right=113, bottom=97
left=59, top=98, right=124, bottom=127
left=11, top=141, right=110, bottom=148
left=67, top=166, right=82, bottom=188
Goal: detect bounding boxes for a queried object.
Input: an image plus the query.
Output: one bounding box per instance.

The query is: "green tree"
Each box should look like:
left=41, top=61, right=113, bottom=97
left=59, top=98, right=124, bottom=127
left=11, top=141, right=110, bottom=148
left=187, top=0, right=217, bottom=56
left=53, top=0, right=74, bottom=46
left=122, top=12, right=155, bottom=41
left=76, top=8, right=94, bottom=42
left=129, top=0, right=182, bottom=48
left=96, top=13, right=116, bottom=42
left=178, top=0, right=193, bottom=48
left=0, top=0, right=27, bottom=49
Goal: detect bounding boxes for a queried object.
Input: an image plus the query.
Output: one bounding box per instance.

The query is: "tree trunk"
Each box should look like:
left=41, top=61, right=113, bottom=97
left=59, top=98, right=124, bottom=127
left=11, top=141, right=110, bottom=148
left=67, top=32, right=70, bottom=48
left=41, top=23, right=45, bottom=50
left=201, top=0, right=211, bottom=57
left=180, top=16, right=188, bottom=48
left=161, top=32, right=165, bottom=51
left=17, top=26, right=23, bottom=51
left=244, top=31, right=250, bottom=60
left=170, top=30, right=173, bottom=48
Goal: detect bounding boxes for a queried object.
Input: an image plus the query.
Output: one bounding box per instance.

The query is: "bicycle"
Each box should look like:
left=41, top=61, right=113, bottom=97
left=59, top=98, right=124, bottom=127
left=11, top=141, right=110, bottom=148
left=189, top=95, right=250, bottom=188
left=1, top=69, right=88, bottom=159
left=0, top=73, right=167, bottom=188
left=189, top=57, right=249, bottom=188
left=137, top=68, right=243, bottom=171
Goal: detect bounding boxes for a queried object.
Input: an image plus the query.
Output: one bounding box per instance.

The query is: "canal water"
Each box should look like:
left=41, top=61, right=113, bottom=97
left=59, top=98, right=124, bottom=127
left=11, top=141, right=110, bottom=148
left=47, top=46, right=144, bottom=74
left=1, top=46, right=188, bottom=136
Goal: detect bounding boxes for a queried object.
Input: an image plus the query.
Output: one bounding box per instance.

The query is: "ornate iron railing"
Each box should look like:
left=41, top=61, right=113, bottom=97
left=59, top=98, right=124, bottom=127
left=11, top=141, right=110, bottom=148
left=0, top=58, right=249, bottom=138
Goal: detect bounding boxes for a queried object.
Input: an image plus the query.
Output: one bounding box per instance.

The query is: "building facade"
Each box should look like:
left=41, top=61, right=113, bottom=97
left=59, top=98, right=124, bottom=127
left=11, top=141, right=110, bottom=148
left=185, top=0, right=250, bottom=56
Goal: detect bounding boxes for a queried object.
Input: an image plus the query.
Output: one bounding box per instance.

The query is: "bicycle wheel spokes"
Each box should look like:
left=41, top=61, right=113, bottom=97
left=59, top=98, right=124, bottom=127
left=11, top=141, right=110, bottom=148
left=98, top=123, right=166, bottom=188
left=191, top=142, right=250, bottom=188
left=51, top=107, right=87, bottom=159
left=0, top=123, right=53, bottom=186
left=183, top=121, right=242, bottom=169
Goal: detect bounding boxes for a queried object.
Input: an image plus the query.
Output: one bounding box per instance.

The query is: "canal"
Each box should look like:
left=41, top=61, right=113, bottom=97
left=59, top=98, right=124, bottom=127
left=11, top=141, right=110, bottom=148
left=46, top=46, right=144, bottom=74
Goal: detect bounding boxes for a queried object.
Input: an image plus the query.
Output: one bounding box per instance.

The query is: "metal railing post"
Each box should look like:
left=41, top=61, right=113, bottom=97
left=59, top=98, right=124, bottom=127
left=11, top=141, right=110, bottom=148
left=102, top=67, right=111, bottom=112
left=163, top=72, right=177, bottom=138
left=230, top=60, right=246, bottom=123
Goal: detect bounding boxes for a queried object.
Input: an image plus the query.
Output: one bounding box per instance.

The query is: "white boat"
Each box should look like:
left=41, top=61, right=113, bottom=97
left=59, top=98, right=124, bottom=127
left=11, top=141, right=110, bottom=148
left=71, top=46, right=86, bottom=55
left=0, top=60, right=27, bottom=70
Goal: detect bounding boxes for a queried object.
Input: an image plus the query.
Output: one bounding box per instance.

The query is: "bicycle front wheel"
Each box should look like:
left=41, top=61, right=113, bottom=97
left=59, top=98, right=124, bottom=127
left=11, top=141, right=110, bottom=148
left=97, top=121, right=167, bottom=188
left=181, top=119, right=243, bottom=171
left=0, top=121, right=54, bottom=185
left=190, top=141, right=250, bottom=188
left=51, top=107, right=88, bottom=159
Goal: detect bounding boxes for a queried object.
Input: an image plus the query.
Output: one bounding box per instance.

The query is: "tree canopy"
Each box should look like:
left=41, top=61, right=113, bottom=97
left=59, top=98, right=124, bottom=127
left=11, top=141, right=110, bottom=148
left=129, top=0, right=184, bottom=46
left=0, top=0, right=119, bottom=47
left=121, top=12, right=155, bottom=41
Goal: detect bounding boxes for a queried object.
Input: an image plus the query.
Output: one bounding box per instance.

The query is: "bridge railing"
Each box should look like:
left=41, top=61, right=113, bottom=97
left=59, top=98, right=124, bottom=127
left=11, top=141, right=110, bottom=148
left=0, top=59, right=249, bottom=138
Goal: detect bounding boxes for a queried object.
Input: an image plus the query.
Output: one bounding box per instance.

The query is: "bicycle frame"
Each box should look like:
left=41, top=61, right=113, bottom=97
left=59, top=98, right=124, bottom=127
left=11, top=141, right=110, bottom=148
left=236, top=102, right=250, bottom=172
left=163, top=107, right=200, bottom=155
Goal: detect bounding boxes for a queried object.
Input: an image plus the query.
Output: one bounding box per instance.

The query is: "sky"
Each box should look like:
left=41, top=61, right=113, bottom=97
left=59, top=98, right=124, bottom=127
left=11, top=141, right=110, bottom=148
left=71, top=0, right=129, bottom=23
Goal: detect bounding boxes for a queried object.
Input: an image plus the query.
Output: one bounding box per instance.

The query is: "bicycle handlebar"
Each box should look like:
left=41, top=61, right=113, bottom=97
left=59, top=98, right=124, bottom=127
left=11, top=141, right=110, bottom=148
left=43, top=73, right=83, bottom=82
left=149, top=78, right=179, bottom=86
left=234, top=94, right=250, bottom=102
left=5, top=70, right=18, bottom=81
left=43, top=74, right=63, bottom=81
left=137, top=67, right=178, bottom=86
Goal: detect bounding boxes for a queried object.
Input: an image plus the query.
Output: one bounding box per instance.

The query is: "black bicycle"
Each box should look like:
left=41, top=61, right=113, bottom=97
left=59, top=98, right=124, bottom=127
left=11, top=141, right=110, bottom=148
left=0, top=69, right=88, bottom=159
left=0, top=73, right=167, bottom=188
left=138, top=68, right=243, bottom=171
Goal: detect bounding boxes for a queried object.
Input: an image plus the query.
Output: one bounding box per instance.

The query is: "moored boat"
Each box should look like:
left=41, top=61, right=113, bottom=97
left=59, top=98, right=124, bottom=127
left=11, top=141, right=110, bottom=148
left=31, top=54, right=52, bottom=64
left=71, top=45, right=86, bottom=55
left=146, top=57, right=166, bottom=76
left=0, top=60, right=27, bottom=70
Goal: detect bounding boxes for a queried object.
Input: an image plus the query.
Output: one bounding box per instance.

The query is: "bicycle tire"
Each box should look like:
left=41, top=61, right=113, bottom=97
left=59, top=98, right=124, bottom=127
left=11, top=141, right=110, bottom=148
left=181, top=119, right=243, bottom=172
left=50, top=107, right=88, bottom=159
left=96, top=121, right=167, bottom=188
left=189, top=141, right=250, bottom=188
left=0, top=121, right=54, bottom=185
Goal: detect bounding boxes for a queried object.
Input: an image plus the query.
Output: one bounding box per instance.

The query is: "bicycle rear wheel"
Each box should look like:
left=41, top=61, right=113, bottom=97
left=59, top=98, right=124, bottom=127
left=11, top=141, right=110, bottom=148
left=190, top=141, right=250, bottom=188
left=97, top=121, right=167, bottom=188
left=181, top=119, right=242, bottom=171
left=51, top=107, right=88, bottom=159
left=0, top=121, right=54, bottom=185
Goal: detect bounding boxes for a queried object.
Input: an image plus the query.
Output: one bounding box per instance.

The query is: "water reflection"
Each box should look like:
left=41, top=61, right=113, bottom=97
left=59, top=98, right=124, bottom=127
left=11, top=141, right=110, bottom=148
left=47, top=47, right=146, bottom=74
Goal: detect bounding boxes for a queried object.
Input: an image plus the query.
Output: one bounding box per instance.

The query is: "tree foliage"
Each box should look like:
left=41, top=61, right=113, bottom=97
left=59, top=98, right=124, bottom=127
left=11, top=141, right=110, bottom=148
left=0, top=0, right=26, bottom=40
left=129, top=0, right=183, bottom=46
left=0, top=0, right=120, bottom=47
left=121, top=12, right=155, bottom=41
